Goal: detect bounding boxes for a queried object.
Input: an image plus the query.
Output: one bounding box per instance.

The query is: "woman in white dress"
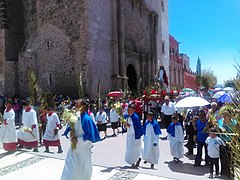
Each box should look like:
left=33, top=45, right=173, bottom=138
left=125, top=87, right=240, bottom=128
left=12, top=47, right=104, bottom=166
left=0, top=98, right=17, bottom=152
left=43, top=107, right=63, bottom=153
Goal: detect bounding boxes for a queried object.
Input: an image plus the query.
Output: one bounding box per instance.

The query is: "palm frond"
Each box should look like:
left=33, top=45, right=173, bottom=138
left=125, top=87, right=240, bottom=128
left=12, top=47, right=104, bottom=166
left=27, top=68, right=50, bottom=110
left=222, top=62, right=240, bottom=179
left=78, top=72, right=85, bottom=98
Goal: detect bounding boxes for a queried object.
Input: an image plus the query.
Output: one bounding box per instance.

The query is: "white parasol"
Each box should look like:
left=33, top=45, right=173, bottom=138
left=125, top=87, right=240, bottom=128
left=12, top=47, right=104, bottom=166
left=175, top=96, right=210, bottom=108
left=212, top=91, right=226, bottom=99
left=223, top=87, right=234, bottom=92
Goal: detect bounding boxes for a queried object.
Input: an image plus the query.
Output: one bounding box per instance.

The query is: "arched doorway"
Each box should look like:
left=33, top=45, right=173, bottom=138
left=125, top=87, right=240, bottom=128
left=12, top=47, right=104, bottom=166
left=126, top=64, right=137, bottom=93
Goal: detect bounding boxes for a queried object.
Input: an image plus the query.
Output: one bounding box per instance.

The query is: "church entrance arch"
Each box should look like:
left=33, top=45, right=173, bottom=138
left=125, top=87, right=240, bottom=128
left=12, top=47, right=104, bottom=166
left=126, top=64, right=137, bottom=93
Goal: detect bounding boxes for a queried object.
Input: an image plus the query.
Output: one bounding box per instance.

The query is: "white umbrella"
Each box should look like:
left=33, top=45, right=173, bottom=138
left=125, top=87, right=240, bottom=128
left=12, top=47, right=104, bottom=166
left=223, top=87, right=234, bottom=92
left=212, top=91, right=226, bottom=99
left=175, top=97, right=210, bottom=108
left=214, top=87, right=222, bottom=92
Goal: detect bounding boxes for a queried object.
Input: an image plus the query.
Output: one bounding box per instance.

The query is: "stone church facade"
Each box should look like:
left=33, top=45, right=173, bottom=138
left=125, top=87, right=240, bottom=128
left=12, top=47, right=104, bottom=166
left=0, top=0, right=169, bottom=99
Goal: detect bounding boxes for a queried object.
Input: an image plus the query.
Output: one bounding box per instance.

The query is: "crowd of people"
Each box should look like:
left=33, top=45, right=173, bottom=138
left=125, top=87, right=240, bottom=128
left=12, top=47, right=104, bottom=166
left=0, top=93, right=238, bottom=179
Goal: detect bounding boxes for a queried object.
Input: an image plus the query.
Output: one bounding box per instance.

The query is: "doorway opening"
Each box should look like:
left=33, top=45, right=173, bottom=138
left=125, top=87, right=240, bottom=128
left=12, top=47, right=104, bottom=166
left=126, top=64, right=137, bottom=93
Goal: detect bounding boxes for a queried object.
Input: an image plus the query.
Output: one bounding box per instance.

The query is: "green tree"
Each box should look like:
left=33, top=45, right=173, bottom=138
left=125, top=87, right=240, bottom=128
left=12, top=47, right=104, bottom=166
left=201, top=68, right=217, bottom=90
left=196, top=56, right=202, bottom=86
left=224, top=79, right=236, bottom=88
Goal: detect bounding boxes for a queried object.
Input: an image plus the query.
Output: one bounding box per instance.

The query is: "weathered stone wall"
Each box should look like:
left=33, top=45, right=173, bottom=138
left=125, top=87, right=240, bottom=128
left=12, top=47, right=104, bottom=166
left=124, top=0, right=154, bottom=77
left=161, top=0, right=169, bottom=88
left=123, top=0, right=151, bottom=54
left=5, top=0, right=168, bottom=99
left=2, top=0, right=25, bottom=96
left=122, top=0, right=154, bottom=89
left=18, top=0, right=88, bottom=98
left=22, top=0, right=38, bottom=41
left=4, top=61, right=17, bottom=96
left=18, top=25, right=75, bottom=95
left=6, top=0, right=25, bottom=62
left=144, top=0, right=169, bottom=86
left=87, top=0, right=113, bottom=98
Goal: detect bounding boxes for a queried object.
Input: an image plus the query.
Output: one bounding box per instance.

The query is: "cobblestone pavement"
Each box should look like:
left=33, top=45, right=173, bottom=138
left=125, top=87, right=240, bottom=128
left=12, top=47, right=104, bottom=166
left=0, top=155, right=45, bottom=176
left=108, top=171, right=139, bottom=180
left=0, top=149, right=170, bottom=180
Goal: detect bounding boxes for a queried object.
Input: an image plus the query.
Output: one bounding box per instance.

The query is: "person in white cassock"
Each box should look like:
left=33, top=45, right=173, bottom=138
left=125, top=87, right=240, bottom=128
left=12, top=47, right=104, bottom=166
left=167, top=115, right=184, bottom=163
left=161, top=96, right=177, bottom=129
left=17, top=100, right=39, bottom=152
left=142, top=111, right=162, bottom=169
left=123, top=103, right=143, bottom=168
left=43, top=107, right=63, bottom=153
left=95, top=106, right=108, bottom=139
left=109, top=105, right=120, bottom=136
left=0, top=98, right=17, bottom=152
left=61, top=99, right=101, bottom=180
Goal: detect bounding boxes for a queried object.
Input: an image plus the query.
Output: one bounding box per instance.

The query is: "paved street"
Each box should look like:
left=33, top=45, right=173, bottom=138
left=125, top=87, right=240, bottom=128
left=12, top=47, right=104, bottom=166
left=0, top=125, right=230, bottom=180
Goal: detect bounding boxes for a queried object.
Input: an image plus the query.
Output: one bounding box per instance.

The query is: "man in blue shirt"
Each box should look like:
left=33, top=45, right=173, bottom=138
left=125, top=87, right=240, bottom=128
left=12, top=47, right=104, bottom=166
left=193, top=109, right=210, bottom=166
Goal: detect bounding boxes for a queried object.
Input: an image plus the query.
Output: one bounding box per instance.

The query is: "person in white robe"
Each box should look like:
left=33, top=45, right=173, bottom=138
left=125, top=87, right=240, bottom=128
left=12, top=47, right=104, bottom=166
left=43, top=107, right=63, bottom=153
left=167, top=115, right=184, bottom=163
left=109, top=105, right=120, bottom=136
left=123, top=103, right=143, bottom=168
left=61, top=99, right=101, bottom=180
left=0, top=98, right=17, bottom=152
left=95, top=107, right=108, bottom=139
left=142, top=111, right=162, bottom=169
left=17, top=100, right=39, bottom=152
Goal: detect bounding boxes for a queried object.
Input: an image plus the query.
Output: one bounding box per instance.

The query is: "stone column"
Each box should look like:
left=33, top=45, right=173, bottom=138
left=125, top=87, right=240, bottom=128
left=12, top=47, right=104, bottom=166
left=0, top=29, right=7, bottom=95
left=153, top=14, right=158, bottom=75
left=111, top=0, right=120, bottom=90
left=149, top=12, right=158, bottom=82
left=149, top=12, right=154, bottom=80
left=0, top=0, right=9, bottom=95
left=117, top=0, right=127, bottom=90
left=139, top=53, right=147, bottom=93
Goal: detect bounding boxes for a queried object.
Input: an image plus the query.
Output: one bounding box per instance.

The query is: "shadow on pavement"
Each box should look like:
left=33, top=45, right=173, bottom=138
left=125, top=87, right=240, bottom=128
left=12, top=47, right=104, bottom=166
left=14, top=150, right=27, bottom=156
left=0, top=149, right=28, bottom=159
left=164, top=161, right=209, bottom=176
left=115, top=165, right=139, bottom=170
left=100, top=167, right=115, bottom=173
left=184, top=154, right=195, bottom=160
left=0, top=151, right=14, bottom=159
left=140, top=166, right=156, bottom=170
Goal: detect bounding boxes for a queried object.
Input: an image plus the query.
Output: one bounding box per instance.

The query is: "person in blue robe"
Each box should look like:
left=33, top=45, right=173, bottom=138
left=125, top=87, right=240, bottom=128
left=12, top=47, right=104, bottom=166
left=167, top=115, right=184, bottom=163
left=61, top=99, right=101, bottom=180
left=142, top=111, right=162, bottom=169
left=123, top=103, right=143, bottom=168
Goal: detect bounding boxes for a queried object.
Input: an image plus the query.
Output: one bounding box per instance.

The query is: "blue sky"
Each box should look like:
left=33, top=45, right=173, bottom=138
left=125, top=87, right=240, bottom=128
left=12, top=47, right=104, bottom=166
left=168, top=0, right=240, bottom=84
